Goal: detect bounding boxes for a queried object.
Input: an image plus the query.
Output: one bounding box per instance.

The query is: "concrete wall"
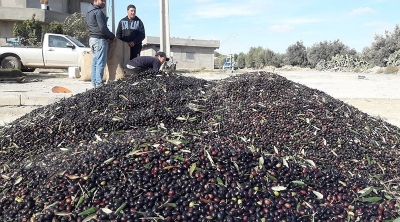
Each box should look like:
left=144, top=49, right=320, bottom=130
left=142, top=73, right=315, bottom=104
left=0, top=0, right=89, bottom=46
left=142, top=45, right=216, bottom=70
left=0, top=0, right=25, bottom=8
left=142, top=36, right=220, bottom=70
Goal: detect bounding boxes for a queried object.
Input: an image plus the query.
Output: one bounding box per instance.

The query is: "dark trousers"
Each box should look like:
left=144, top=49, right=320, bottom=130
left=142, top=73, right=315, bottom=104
left=130, top=44, right=142, bottom=60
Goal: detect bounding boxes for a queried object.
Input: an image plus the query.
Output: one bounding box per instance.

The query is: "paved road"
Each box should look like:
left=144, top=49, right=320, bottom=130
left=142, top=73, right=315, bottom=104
left=1, top=70, right=399, bottom=128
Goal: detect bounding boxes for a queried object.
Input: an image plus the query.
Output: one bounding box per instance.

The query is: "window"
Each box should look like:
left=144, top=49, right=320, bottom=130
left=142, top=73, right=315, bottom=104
left=48, top=36, right=70, bottom=48
left=186, top=52, right=195, bottom=61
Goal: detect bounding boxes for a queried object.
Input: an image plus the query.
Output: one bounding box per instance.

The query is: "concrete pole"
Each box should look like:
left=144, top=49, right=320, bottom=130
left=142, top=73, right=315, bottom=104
left=164, top=0, right=171, bottom=56
left=111, top=0, right=115, bottom=33
left=159, top=0, right=171, bottom=56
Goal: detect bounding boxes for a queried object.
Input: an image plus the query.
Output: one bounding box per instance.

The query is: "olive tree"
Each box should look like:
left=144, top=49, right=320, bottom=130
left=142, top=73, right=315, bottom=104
left=307, top=39, right=356, bottom=68
left=285, top=41, right=308, bottom=67
left=361, top=24, right=400, bottom=67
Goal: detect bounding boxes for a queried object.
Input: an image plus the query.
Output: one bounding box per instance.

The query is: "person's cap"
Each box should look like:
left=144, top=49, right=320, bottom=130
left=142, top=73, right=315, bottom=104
left=155, top=51, right=170, bottom=61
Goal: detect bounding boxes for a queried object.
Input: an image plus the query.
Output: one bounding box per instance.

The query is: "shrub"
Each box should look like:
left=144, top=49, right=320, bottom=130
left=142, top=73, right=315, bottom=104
left=384, top=65, right=399, bottom=74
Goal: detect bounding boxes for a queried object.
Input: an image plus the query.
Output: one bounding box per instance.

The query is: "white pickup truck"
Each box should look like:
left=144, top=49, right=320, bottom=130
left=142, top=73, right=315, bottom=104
left=0, top=33, right=90, bottom=70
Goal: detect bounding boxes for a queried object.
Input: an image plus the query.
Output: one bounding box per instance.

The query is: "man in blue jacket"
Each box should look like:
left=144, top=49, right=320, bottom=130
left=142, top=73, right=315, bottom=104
left=116, top=4, right=146, bottom=60
left=86, top=0, right=115, bottom=88
left=125, top=51, right=169, bottom=76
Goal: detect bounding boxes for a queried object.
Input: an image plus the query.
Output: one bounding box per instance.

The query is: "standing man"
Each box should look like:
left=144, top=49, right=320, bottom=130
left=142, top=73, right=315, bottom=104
left=86, top=0, right=115, bottom=88
left=125, top=51, right=169, bottom=76
left=116, top=4, right=146, bottom=60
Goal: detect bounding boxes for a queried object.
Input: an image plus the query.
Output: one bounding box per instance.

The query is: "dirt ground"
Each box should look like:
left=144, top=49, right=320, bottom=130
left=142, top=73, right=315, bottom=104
left=1, top=69, right=400, bottom=128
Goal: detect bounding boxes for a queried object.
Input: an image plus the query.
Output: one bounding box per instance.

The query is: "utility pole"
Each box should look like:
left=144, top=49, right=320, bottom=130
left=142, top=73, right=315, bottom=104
left=159, top=0, right=170, bottom=56
left=111, top=0, right=115, bottom=33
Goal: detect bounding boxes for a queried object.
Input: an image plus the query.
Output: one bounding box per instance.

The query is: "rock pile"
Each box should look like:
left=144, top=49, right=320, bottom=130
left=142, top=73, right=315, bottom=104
left=0, top=70, right=399, bottom=221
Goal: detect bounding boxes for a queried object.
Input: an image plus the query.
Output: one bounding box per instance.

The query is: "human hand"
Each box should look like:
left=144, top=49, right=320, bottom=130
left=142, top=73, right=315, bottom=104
left=128, top=41, right=135, bottom=47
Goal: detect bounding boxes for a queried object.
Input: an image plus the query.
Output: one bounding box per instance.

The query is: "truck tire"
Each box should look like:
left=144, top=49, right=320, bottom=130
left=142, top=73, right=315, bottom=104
left=1, top=56, right=22, bottom=70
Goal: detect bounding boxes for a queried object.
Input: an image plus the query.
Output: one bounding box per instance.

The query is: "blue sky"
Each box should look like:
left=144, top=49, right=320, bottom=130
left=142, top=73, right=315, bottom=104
left=106, top=0, right=399, bottom=55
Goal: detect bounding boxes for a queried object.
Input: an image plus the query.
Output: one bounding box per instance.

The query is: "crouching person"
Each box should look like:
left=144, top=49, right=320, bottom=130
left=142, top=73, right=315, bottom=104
left=125, top=51, right=169, bottom=76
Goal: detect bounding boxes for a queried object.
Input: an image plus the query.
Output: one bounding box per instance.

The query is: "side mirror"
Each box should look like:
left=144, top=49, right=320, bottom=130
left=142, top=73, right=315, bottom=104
left=66, top=43, right=75, bottom=49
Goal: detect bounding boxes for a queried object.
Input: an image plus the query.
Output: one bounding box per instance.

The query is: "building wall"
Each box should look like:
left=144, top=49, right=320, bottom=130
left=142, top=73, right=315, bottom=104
left=142, top=45, right=216, bottom=70
left=0, top=0, right=90, bottom=46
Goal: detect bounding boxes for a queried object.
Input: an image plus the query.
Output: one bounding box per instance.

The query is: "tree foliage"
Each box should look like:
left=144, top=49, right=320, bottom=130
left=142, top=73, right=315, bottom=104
left=44, top=21, right=63, bottom=34
left=62, top=12, right=89, bottom=45
left=285, top=41, right=308, bottom=67
left=307, top=39, right=356, bottom=68
left=362, top=24, right=400, bottom=67
left=236, top=52, right=246, bottom=68
left=13, top=14, right=42, bottom=46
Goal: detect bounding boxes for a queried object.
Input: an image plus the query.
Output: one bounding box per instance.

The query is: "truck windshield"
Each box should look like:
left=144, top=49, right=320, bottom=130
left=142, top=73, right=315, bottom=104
left=65, top=36, right=86, bottom=47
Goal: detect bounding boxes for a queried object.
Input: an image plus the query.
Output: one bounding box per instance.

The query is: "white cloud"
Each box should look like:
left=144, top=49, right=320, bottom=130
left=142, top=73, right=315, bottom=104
left=282, top=17, right=325, bottom=25
left=349, top=7, right=375, bottom=16
left=269, top=25, right=293, bottom=32
left=190, top=1, right=269, bottom=19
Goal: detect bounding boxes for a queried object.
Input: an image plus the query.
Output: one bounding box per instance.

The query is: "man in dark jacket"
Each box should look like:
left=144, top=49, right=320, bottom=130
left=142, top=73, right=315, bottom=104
left=116, top=4, right=146, bottom=60
left=86, top=0, right=115, bottom=88
left=125, top=51, right=169, bottom=76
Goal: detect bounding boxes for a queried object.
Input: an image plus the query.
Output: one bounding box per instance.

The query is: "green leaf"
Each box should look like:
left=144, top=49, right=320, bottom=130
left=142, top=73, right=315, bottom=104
left=216, top=115, right=221, bottom=120
left=384, top=194, right=393, bottom=200
left=144, top=163, right=151, bottom=169
left=173, top=156, right=185, bottom=161
left=358, top=187, right=373, bottom=197
left=291, top=180, right=305, bottom=185
left=296, top=202, right=301, bottom=212
left=360, top=197, right=382, bottom=203
left=267, top=173, right=277, bottom=181
left=103, top=157, right=115, bottom=164
left=189, top=163, right=197, bottom=177
left=76, top=194, right=87, bottom=209
left=161, top=203, right=177, bottom=208
left=217, top=177, right=224, bottom=186
left=78, top=207, right=98, bottom=216
left=115, top=202, right=126, bottom=214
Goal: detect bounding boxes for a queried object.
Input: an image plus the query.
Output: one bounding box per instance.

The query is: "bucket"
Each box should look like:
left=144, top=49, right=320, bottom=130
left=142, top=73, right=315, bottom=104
left=68, top=67, right=80, bottom=78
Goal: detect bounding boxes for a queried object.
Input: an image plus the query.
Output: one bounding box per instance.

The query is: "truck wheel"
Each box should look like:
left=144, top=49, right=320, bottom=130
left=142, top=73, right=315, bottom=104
left=1, top=56, right=22, bottom=70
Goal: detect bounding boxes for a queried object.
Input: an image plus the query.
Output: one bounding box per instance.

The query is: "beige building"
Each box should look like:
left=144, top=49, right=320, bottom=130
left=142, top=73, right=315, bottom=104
left=142, top=36, right=220, bottom=70
left=0, top=0, right=91, bottom=45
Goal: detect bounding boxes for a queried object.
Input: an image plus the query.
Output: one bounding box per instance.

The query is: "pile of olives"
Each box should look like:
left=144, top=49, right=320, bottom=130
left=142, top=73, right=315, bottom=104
left=0, top=70, right=399, bottom=221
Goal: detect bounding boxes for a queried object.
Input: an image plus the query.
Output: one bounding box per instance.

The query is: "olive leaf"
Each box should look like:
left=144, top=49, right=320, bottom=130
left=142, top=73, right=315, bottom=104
left=55, top=212, right=72, bottom=216
left=266, top=173, right=277, bottom=181
left=115, top=202, right=126, bottom=214
left=189, top=163, right=197, bottom=177
left=305, top=159, right=316, bottom=167
left=291, top=180, right=305, bottom=186
left=119, top=94, right=129, bottom=101
left=82, top=214, right=97, bottom=222
left=357, top=187, right=373, bottom=197
left=217, top=177, right=224, bottom=186
left=78, top=207, right=98, bottom=216
left=312, top=190, right=323, bottom=199
left=76, top=194, right=88, bottom=209
left=101, top=208, right=113, bottom=214
left=271, top=186, right=286, bottom=191
left=258, top=156, right=264, bottom=169
left=161, top=203, right=177, bottom=208
left=360, top=197, right=382, bottom=203
left=14, top=176, right=23, bottom=185
left=103, top=157, right=115, bottom=164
